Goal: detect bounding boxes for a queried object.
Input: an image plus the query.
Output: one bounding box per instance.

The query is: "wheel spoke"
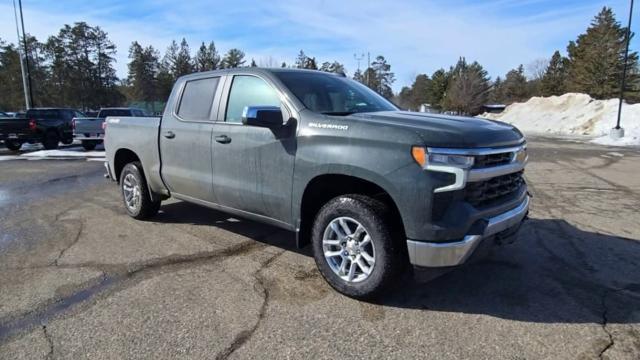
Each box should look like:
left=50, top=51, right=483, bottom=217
left=322, top=238, right=341, bottom=246
left=338, top=218, right=352, bottom=236
left=361, top=251, right=375, bottom=265
left=338, top=257, right=349, bottom=275
left=330, top=222, right=346, bottom=238
left=347, top=261, right=357, bottom=281
left=356, top=258, right=372, bottom=275
left=360, top=235, right=371, bottom=247
left=353, top=225, right=365, bottom=239
left=324, top=250, right=343, bottom=258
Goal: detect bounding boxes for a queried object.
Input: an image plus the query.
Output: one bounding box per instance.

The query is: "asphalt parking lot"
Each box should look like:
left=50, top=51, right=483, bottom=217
left=0, top=138, right=639, bottom=360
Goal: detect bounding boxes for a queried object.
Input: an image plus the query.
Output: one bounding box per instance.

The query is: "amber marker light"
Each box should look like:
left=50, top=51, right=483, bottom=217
left=411, top=146, right=427, bottom=167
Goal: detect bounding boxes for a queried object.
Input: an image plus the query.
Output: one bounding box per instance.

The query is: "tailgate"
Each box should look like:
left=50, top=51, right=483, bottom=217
left=0, top=118, right=30, bottom=135
left=74, top=117, right=104, bottom=134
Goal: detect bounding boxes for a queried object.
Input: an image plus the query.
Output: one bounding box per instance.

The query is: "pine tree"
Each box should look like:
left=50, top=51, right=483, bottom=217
left=443, top=57, right=490, bottom=115
left=295, top=50, right=307, bottom=69
left=173, top=38, right=193, bottom=78
left=195, top=41, right=220, bottom=72
left=281, top=62, right=287, bottom=68
left=370, top=55, right=395, bottom=99
left=250, top=58, right=257, bottom=67
left=221, top=48, right=246, bottom=68
left=501, top=64, right=529, bottom=103
left=320, top=61, right=346, bottom=74
left=410, top=74, right=431, bottom=110
left=540, top=51, right=568, bottom=96
left=427, top=69, right=448, bottom=110
left=566, top=7, right=639, bottom=99
left=127, top=41, right=160, bottom=104
left=489, top=76, right=505, bottom=103
left=303, top=57, right=318, bottom=70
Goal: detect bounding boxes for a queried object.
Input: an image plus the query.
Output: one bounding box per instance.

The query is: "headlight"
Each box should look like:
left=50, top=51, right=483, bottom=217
left=411, top=146, right=474, bottom=169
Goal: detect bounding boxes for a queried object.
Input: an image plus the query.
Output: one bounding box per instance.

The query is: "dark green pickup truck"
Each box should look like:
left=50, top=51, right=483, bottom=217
left=0, top=108, right=84, bottom=150
left=104, top=68, right=529, bottom=299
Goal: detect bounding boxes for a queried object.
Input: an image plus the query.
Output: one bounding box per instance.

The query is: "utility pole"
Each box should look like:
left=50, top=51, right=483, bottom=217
left=612, top=0, right=634, bottom=139
left=366, top=52, right=370, bottom=87
left=18, top=0, right=35, bottom=108
left=353, top=53, right=364, bottom=75
left=13, top=0, right=31, bottom=109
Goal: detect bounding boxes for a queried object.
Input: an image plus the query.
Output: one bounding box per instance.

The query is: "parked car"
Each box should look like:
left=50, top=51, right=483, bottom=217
left=105, top=68, right=529, bottom=299
left=0, top=108, right=84, bottom=151
left=73, top=107, right=148, bottom=150
left=0, top=111, right=10, bottom=117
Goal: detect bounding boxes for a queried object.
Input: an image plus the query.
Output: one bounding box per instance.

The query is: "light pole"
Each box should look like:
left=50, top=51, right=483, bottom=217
left=611, top=0, right=634, bottom=139
left=354, top=53, right=364, bottom=75
left=12, top=0, right=31, bottom=109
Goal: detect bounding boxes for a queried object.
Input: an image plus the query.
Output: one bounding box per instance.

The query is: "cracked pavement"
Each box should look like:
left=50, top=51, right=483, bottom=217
left=0, top=137, right=639, bottom=359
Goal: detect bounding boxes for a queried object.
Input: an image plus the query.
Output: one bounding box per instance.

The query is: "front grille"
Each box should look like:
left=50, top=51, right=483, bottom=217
left=465, top=171, right=524, bottom=208
left=473, top=152, right=513, bottom=169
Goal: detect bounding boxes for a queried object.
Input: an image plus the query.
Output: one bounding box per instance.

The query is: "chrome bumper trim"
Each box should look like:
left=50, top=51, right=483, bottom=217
left=427, top=143, right=527, bottom=193
left=407, top=196, right=530, bottom=268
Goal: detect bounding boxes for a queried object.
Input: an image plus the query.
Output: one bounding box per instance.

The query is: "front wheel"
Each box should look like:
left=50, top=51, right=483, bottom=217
left=119, top=162, right=161, bottom=219
left=5, top=140, right=22, bottom=151
left=312, top=194, right=403, bottom=299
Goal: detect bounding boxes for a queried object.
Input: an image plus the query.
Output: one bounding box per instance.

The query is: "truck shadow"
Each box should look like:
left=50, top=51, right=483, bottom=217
left=155, top=201, right=640, bottom=325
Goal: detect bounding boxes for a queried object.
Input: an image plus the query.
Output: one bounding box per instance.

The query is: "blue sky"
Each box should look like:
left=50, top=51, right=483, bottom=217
left=0, top=0, right=637, bottom=91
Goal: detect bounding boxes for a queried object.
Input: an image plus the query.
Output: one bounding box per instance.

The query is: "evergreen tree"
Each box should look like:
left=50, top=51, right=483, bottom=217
left=540, top=50, right=568, bottom=96
left=369, top=55, right=395, bottom=99
left=281, top=62, right=287, bottom=68
left=250, top=58, right=257, bottom=67
left=501, top=64, right=529, bottom=103
left=410, top=74, right=431, bottom=109
left=0, top=40, right=26, bottom=110
left=295, top=50, right=307, bottom=69
left=127, top=41, right=160, bottom=104
left=320, top=61, right=346, bottom=74
left=443, top=57, right=490, bottom=115
left=426, top=69, right=448, bottom=110
left=353, top=69, right=364, bottom=83
left=221, top=48, right=246, bottom=68
left=195, top=41, right=220, bottom=72
left=566, top=7, right=639, bottom=99
left=173, top=38, right=193, bottom=78
left=489, top=76, right=505, bottom=103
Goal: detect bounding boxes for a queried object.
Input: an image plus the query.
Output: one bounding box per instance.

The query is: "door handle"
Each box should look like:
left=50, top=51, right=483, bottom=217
left=163, top=131, right=175, bottom=139
left=215, top=135, right=231, bottom=144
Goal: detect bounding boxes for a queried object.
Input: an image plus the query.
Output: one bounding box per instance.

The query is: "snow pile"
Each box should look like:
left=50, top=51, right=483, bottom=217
left=21, top=148, right=105, bottom=159
left=480, top=93, right=640, bottom=146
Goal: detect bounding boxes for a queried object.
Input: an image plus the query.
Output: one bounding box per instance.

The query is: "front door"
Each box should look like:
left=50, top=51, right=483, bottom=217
left=211, top=74, right=296, bottom=224
left=159, top=75, right=222, bottom=202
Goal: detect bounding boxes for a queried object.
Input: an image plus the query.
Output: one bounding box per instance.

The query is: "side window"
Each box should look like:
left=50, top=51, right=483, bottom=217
left=225, top=75, right=280, bottom=123
left=177, top=77, right=220, bottom=121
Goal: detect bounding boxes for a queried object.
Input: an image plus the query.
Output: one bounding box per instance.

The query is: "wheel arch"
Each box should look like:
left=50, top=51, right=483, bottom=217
left=296, top=172, right=405, bottom=248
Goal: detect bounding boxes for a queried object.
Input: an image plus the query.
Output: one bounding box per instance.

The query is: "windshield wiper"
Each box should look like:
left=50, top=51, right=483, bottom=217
left=320, top=111, right=356, bottom=116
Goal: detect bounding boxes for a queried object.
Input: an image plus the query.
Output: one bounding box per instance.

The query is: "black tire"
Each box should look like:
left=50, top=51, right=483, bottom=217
left=119, top=162, right=161, bottom=220
left=5, top=140, right=22, bottom=151
left=82, top=141, right=97, bottom=151
left=61, top=137, right=73, bottom=145
left=42, top=131, right=59, bottom=150
left=311, top=194, right=403, bottom=299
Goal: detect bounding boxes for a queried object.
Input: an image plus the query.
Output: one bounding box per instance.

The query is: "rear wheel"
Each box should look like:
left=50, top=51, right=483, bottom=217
left=82, top=141, right=97, bottom=151
left=42, top=131, right=59, bottom=150
left=119, top=162, right=161, bottom=219
left=61, top=137, right=73, bottom=145
left=311, top=194, right=403, bottom=299
left=5, top=140, right=22, bottom=151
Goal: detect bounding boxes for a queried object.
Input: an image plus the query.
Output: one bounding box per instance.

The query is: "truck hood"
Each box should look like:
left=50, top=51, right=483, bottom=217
left=351, top=111, right=524, bottom=148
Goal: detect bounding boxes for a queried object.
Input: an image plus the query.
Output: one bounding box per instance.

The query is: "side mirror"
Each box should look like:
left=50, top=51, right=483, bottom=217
left=242, top=106, right=283, bottom=128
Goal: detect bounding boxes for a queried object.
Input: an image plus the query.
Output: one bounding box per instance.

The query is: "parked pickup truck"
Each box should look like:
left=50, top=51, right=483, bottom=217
left=73, top=107, right=147, bottom=150
left=0, top=108, right=83, bottom=151
left=105, top=68, right=530, bottom=298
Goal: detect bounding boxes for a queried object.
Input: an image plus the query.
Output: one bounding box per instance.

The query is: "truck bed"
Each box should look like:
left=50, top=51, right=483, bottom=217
left=104, top=116, right=164, bottom=191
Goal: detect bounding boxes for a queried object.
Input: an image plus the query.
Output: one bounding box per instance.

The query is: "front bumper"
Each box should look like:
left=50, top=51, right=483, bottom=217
left=407, top=195, right=529, bottom=267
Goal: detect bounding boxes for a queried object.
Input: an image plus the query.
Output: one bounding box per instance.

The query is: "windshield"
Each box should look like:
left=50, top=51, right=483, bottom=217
left=274, top=71, right=397, bottom=115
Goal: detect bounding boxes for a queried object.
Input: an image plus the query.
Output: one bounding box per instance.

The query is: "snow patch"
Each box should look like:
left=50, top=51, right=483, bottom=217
left=21, top=148, right=105, bottom=158
left=480, top=93, right=640, bottom=147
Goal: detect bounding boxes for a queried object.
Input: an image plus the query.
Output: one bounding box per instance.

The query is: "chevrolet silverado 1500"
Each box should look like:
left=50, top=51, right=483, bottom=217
left=104, top=68, right=529, bottom=298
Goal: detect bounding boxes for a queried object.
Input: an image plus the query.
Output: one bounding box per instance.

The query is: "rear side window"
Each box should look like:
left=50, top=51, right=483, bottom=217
left=225, top=76, right=280, bottom=123
left=99, top=109, right=133, bottom=117
left=177, top=77, right=219, bottom=121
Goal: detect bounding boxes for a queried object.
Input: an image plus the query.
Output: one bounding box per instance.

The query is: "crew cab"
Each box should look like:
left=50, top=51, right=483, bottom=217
left=0, top=108, right=83, bottom=151
left=73, top=107, right=147, bottom=150
left=105, top=68, right=529, bottom=299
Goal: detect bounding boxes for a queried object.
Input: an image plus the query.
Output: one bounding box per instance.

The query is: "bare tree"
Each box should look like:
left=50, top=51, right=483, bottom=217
left=526, top=58, right=549, bottom=81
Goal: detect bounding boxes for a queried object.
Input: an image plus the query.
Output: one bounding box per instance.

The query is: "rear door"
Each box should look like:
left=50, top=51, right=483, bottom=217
left=159, top=75, right=223, bottom=202
left=211, top=74, right=296, bottom=224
